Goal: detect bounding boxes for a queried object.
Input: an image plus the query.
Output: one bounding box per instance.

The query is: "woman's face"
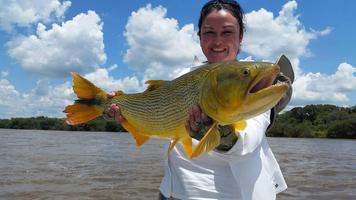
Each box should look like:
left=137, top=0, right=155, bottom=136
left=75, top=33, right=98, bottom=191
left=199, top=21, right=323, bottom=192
left=200, top=9, right=242, bottom=63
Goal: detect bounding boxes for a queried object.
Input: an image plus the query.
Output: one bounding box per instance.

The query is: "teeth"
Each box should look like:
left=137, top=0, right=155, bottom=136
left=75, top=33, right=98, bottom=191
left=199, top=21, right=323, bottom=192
left=275, top=82, right=287, bottom=86
left=212, top=48, right=225, bottom=52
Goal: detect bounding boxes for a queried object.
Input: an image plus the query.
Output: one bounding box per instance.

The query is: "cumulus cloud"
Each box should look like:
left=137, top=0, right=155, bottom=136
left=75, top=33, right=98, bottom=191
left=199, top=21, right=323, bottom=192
left=0, top=66, right=144, bottom=118
left=6, top=10, right=106, bottom=78
left=123, top=4, right=204, bottom=80
left=239, top=0, right=356, bottom=106
left=0, top=0, right=71, bottom=32
left=293, top=63, right=356, bottom=105
left=84, top=68, right=142, bottom=93
left=0, top=79, right=21, bottom=106
left=242, top=0, right=332, bottom=76
left=1, top=1, right=355, bottom=119
left=0, top=77, right=73, bottom=118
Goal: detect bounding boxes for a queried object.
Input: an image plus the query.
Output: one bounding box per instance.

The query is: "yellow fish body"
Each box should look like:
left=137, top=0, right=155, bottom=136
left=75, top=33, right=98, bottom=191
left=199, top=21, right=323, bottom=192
left=64, top=61, right=289, bottom=159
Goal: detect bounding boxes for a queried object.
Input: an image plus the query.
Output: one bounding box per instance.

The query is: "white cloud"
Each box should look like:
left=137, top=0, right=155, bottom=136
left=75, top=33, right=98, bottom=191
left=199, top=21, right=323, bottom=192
left=6, top=10, right=106, bottom=78
left=0, top=0, right=71, bottom=32
left=0, top=79, right=21, bottom=106
left=1, top=71, right=8, bottom=78
left=242, top=0, right=332, bottom=77
left=292, top=63, right=356, bottom=105
left=83, top=68, right=142, bottom=93
left=0, top=77, right=73, bottom=118
left=123, top=4, right=204, bottom=81
left=239, top=1, right=356, bottom=106
left=108, top=64, right=118, bottom=71
left=1, top=1, right=355, bottom=119
left=0, top=66, right=144, bottom=118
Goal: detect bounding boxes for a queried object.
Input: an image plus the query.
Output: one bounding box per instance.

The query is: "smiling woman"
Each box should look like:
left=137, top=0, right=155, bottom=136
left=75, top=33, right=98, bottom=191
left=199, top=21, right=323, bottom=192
left=103, top=1, right=293, bottom=199
left=1, top=0, right=355, bottom=199
left=198, top=4, right=243, bottom=63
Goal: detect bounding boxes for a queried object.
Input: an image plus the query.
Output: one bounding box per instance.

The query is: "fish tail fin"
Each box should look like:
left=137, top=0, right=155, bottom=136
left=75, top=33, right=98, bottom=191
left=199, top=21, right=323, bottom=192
left=63, top=72, right=108, bottom=125
left=190, top=122, right=220, bottom=159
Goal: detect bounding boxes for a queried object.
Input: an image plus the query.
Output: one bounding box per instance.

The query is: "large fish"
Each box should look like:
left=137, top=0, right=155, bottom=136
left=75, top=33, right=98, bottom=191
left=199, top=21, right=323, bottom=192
left=64, top=60, right=289, bottom=159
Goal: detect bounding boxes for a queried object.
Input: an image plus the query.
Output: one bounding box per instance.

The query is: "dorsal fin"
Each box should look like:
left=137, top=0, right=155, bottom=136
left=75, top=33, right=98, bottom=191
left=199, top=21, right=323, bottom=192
left=144, top=80, right=166, bottom=91
left=192, top=56, right=202, bottom=67
left=115, top=90, right=124, bottom=96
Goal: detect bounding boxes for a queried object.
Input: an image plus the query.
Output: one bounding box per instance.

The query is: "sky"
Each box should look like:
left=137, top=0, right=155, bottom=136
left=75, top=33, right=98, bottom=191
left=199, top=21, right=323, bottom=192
left=0, top=0, right=355, bottom=119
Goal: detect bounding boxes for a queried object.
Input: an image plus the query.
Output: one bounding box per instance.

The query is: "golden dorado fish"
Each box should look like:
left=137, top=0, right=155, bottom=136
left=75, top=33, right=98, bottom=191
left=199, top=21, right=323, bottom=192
left=64, top=60, right=289, bottom=159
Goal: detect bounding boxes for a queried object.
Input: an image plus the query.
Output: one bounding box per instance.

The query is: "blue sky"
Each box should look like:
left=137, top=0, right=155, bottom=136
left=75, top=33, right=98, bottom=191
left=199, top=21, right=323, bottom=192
left=0, top=0, right=355, bottom=119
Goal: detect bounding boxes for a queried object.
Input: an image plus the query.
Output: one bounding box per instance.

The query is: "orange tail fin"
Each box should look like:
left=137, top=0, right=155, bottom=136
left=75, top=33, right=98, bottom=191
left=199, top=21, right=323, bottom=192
left=63, top=72, right=107, bottom=125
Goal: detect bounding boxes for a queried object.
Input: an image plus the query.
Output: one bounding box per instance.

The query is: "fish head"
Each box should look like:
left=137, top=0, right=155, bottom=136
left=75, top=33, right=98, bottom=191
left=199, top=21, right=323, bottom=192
left=200, top=61, right=289, bottom=125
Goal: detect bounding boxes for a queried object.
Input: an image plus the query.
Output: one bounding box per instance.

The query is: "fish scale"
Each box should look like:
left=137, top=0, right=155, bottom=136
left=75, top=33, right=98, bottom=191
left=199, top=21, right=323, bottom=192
left=107, top=68, right=208, bottom=138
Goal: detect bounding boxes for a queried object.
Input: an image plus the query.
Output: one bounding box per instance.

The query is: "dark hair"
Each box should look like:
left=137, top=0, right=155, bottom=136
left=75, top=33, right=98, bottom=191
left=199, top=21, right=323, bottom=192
left=197, top=0, right=245, bottom=38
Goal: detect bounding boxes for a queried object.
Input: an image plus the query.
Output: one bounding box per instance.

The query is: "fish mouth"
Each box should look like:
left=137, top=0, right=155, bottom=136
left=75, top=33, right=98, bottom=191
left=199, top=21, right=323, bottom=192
left=249, top=65, right=280, bottom=94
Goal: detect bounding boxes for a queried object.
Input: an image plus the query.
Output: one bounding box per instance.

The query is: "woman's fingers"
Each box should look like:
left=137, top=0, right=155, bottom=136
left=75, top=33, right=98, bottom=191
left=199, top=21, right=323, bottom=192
left=192, top=105, right=202, bottom=122
left=105, top=104, right=117, bottom=118
left=201, top=112, right=210, bottom=123
left=114, top=107, right=123, bottom=123
left=189, top=104, right=202, bottom=132
left=107, top=91, right=116, bottom=98
left=189, top=110, right=199, bottom=132
left=186, top=104, right=213, bottom=138
left=104, top=103, right=124, bottom=123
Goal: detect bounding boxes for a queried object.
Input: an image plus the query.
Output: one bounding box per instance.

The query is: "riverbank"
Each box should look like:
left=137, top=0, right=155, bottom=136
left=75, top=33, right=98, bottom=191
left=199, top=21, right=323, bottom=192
left=1, top=104, right=355, bottom=139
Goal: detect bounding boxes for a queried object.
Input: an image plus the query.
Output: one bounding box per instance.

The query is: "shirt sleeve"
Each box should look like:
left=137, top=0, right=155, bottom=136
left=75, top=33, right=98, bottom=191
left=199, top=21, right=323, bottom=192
left=209, top=110, right=271, bottom=161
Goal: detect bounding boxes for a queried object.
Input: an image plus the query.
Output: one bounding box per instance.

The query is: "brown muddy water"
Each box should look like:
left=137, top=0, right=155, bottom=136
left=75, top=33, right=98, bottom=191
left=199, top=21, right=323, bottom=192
left=0, top=129, right=355, bottom=200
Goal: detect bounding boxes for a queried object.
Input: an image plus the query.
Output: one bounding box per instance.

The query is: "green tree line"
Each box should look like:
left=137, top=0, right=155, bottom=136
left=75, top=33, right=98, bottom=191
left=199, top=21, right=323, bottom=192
left=267, top=104, right=356, bottom=139
left=0, top=116, right=126, bottom=132
left=0, top=104, right=355, bottom=139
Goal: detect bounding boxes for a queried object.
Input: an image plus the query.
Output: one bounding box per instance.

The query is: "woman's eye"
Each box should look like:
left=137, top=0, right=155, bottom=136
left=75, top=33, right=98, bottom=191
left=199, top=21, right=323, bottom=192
left=203, top=31, right=214, bottom=35
left=223, top=31, right=233, bottom=36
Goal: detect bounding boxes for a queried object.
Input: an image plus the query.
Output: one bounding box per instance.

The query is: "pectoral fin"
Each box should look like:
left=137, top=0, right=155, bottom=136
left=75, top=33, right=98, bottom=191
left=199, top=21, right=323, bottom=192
left=166, top=137, right=192, bottom=159
left=233, top=120, right=247, bottom=131
left=145, top=80, right=166, bottom=91
left=121, top=119, right=150, bottom=147
left=190, top=122, right=220, bottom=159
left=182, top=137, right=193, bottom=158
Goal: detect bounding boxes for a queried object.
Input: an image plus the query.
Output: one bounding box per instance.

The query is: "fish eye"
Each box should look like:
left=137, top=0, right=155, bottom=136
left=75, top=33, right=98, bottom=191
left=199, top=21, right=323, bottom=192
left=242, top=68, right=250, bottom=76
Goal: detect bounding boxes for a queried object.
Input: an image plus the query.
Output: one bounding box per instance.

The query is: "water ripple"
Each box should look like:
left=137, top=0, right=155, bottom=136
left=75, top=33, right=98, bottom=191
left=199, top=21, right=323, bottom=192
left=1, top=129, right=355, bottom=199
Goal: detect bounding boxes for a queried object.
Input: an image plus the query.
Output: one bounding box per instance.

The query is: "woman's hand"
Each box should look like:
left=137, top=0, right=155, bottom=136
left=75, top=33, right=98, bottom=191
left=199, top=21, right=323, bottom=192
left=103, top=92, right=125, bottom=123
left=185, top=104, right=213, bottom=140
left=185, top=104, right=238, bottom=152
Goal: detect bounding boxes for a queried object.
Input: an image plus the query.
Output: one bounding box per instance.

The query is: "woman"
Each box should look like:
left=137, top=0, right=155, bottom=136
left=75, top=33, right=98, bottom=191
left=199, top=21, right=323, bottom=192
left=106, top=1, right=292, bottom=199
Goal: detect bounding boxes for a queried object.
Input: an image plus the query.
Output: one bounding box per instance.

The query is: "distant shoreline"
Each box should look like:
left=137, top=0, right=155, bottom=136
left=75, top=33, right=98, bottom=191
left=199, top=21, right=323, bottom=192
left=1, top=128, right=354, bottom=140
left=1, top=104, right=355, bottom=139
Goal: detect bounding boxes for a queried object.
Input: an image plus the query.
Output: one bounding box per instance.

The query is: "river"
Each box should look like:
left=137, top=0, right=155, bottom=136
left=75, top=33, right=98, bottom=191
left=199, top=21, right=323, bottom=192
left=0, top=129, right=355, bottom=200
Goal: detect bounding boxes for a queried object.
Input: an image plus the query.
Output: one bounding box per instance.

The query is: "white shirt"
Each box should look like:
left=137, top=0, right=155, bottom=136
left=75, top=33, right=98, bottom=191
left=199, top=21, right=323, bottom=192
left=159, top=111, right=287, bottom=200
